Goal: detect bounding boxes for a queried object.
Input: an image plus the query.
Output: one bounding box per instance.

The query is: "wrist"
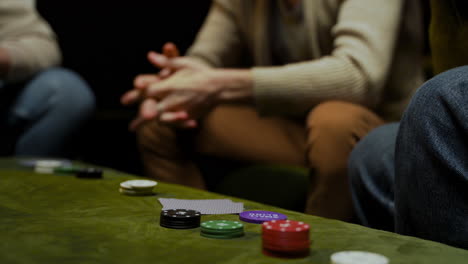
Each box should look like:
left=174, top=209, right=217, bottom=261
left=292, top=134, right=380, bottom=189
left=213, top=69, right=254, bottom=104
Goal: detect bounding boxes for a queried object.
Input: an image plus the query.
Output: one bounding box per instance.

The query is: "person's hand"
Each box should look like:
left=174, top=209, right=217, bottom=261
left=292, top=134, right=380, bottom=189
left=122, top=43, right=209, bottom=106
left=128, top=56, right=210, bottom=130
left=128, top=64, right=218, bottom=130
left=121, top=42, right=181, bottom=106
left=122, top=42, right=208, bottom=130
left=133, top=68, right=253, bottom=130
left=158, top=42, right=180, bottom=79
left=129, top=97, right=197, bottom=130
left=143, top=66, right=220, bottom=125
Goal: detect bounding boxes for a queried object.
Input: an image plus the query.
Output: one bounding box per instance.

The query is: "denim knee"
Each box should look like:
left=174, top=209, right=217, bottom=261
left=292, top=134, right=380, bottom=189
left=29, top=67, right=96, bottom=119
left=394, top=66, right=468, bottom=248
left=349, top=123, right=398, bottom=230
left=349, top=124, right=397, bottom=194
left=403, top=65, right=468, bottom=124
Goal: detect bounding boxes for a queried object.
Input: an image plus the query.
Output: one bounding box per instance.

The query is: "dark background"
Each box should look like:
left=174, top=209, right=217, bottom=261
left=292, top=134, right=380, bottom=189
left=36, top=1, right=211, bottom=174
left=35, top=1, right=431, bottom=176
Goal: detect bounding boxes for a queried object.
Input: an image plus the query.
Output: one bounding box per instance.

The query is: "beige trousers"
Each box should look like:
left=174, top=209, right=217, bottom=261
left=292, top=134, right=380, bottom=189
left=137, top=101, right=383, bottom=221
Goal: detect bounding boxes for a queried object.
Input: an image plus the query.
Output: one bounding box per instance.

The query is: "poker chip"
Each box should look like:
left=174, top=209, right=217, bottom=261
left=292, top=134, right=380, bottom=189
left=34, top=160, right=66, bottom=174
left=53, top=166, right=80, bottom=174
left=35, top=167, right=55, bottom=174
left=54, top=166, right=103, bottom=179
left=330, top=251, right=389, bottom=264
left=119, top=179, right=157, bottom=196
left=20, top=158, right=71, bottom=168
left=262, top=220, right=311, bottom=258
left=119, top=188, right=151, bottom=196
left=120, top=180, right=156, bottom=190
left=160, top=209, right=201, bottom=229
left=200, top=232, right=244, bottom=239
left=31, top=159, right=103, bottom=179
left=200, top=220, right=244, bottom=239
left=36, top=160, right=63, bottom=167
left=75, top=168, right=103, bottom=179
left=239, top=210, right=287, bottom=224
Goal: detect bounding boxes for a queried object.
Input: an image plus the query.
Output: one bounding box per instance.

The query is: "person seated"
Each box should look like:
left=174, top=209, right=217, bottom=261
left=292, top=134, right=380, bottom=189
left=0, top=0, right=95, bottom=157
left=122, top=0, right=424, bottom=221
left=348, top=0, right=468, bottom=248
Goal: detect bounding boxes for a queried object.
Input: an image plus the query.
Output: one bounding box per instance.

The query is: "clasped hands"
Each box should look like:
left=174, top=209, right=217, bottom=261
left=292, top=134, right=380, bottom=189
left=121, top=43, right=219, bottom=130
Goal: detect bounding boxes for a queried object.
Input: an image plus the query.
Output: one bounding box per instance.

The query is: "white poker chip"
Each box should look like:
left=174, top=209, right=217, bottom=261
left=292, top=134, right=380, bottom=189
left=34, top=160, right=66, bottom=174
left=331, top=251, right=389, bottom=264
left=119, top=188, right=153, bottom=196
left=35, top=160, right=64, bottom=168
left=128, top=180, right=158, bottom=189
left=120, top=180, right=157, bottom=190
left=34, top=166, right=55, bottom=174
left=120, top=181, right=134, bottom=190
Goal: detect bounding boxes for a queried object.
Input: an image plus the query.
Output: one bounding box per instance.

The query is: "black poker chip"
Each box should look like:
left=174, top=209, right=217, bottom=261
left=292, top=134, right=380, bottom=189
left=160, top=209, right=201, bottom=229
left=75, top=168, right=103, bottom=179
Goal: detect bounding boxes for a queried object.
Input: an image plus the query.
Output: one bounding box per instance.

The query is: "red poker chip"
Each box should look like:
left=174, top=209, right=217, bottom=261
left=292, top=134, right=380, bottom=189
left=262, top=220, right=310, bottom=233
left=261, top=219, right=311, bottom=258
left=262, top=226, right=309, bottom=233
left=263, top=240, right=310, bottom=249
left=263, top=239, right=310, bottom=246
left=262, top=232, right=309, bottom=239
left=263, top=244, right=310, bottom=252
left=263, top=240, right=310, bottom=248
left=263, top=237, right=310, bottom=246
left=263, top=239, right=309, bottom=245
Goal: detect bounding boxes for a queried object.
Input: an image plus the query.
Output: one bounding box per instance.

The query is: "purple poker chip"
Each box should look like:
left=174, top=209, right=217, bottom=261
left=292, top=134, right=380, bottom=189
left=239, top=210, right=287, bottom=224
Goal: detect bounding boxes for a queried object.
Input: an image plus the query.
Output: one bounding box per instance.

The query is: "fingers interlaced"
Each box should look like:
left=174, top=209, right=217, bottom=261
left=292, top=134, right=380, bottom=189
left=121, top=89, right=141, bottom=105
left=128, top=43, right=198, bottom=130
left=163, top=42, right=180, bottom=58
left=134, top=74, right=160, bottom=90
left=147, top=51, right=170, bottom=69
left=122, top=74, right=161, bottom=106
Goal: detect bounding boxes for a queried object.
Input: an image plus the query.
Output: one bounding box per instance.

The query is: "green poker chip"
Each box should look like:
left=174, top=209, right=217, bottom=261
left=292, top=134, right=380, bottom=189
left=200, top=228, right=244, bottom=235
left=54, top=166, right=80, bottom=174
left=200, top=231, right=244, bottom=239
left=200, top=220, right=245, bottom=239
left=201, top=220, right=244, bottom=231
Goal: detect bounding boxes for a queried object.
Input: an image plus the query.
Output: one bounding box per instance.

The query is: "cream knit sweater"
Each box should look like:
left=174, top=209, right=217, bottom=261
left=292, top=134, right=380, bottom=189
left=187, top=0, right=424, bottom=120
left=0, top=0, right=61, bottom=83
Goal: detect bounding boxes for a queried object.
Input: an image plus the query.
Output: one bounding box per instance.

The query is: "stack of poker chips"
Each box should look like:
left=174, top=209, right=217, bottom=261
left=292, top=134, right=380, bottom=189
left=200, top=220, right=244, bottom=239
left=67, top=167, right=103, bottom=179
left=262, top=220, right=310, bottom=258
left=119, top=180, right=157, bottom=196
left=239, top=210, right=287, bottom=224
left=34, top=160, right=103, bottom=179
left=34, top=160, right=66, bottom=174
left=160, top=209, right=201, bottom=229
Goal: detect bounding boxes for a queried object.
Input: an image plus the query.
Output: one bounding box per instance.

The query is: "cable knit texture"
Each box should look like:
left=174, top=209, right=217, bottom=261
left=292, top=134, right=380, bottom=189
left=187, top=0, right=424, bottom=120
left=0, top=0, right=61, bottom=83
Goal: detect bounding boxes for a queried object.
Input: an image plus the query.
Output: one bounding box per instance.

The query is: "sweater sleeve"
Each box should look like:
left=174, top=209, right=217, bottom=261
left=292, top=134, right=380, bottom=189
left=186, top=0, right=246, bottom=68
left=0, top=0, right=61, bottom=83
left=252, top=0, right=405, bottom=116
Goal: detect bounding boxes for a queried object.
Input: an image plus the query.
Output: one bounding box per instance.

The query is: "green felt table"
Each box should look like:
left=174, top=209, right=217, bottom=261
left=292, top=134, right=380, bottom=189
left=1, top=158, right=467, bottom=264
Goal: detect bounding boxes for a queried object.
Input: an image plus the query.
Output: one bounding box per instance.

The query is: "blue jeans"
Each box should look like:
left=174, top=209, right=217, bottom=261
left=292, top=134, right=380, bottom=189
left=349, top=66, right=468, bottom=249
left=0, top=67, right=95, bottom=157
